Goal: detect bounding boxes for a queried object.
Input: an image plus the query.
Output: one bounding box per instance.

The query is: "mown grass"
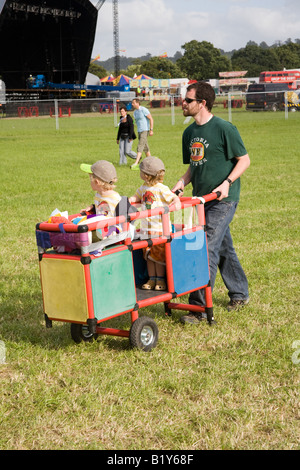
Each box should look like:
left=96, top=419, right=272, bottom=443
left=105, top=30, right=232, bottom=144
left=0, top=106, right=299, bottom=450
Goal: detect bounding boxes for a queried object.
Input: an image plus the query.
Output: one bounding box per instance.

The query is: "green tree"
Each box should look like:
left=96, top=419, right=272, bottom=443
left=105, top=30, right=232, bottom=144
left=275, top=42, right=300, bottom=69
left=140, top=57, right=185, bottom=78
left=176, top=40, right=231, bottom=80
left=231, top=44, right=281, bottom=76
left=259, top=41, right=269, bottom=49
left=125, top=64, right=141, bottom=77
left=88, top=63, right=108, bottom=78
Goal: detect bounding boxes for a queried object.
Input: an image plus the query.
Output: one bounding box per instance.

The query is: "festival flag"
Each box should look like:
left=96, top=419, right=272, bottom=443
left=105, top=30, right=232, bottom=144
left=91, top=54, right=101, bottom=62
left=159, top=52, right=168, bottom=58
left=119, top=49, right=126, bottom=53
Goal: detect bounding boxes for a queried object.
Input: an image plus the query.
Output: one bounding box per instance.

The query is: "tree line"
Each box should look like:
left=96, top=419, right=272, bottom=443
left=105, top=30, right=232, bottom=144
left=89, top=39, right=300, bottom=80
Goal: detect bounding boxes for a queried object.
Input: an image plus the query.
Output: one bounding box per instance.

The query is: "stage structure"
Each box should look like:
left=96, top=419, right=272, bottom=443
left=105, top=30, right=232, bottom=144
left=0, top=0, right=98, bottom=89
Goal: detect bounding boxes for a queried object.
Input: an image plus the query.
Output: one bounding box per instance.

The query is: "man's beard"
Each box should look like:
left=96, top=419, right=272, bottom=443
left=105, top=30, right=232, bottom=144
left=182, top=107, right=190, bottom=116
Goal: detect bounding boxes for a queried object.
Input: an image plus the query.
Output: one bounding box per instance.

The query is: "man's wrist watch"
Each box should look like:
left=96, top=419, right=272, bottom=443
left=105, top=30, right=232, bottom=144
left=226, top=177, right=233, bottom=186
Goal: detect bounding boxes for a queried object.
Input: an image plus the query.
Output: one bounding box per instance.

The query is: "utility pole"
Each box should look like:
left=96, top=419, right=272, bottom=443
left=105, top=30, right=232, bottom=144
left=113, top=0, right=120, bottom=77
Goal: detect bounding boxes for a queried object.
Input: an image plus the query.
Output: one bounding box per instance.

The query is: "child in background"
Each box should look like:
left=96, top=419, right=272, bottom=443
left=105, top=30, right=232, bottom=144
left=80, top=160, right=122, bottom=217
left=129, top=156, right=181, bottom=291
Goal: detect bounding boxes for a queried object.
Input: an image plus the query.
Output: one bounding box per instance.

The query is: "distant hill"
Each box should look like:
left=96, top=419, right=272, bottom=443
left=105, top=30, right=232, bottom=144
left=94, top=52, right=183, bottom=72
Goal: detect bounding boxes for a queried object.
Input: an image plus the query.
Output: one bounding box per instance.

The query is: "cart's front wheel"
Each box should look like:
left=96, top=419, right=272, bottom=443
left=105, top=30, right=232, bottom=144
left=71, top=323, right=97, bottom=344
left=129, top=316, right=158, bottom=351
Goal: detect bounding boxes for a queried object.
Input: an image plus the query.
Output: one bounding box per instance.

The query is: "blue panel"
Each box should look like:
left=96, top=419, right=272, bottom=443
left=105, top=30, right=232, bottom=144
left=170, top=230, right=210, bottom=295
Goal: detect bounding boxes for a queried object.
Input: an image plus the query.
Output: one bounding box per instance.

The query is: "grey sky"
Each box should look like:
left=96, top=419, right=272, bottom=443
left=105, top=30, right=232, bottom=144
left=90, top=0, right=300, bottom=60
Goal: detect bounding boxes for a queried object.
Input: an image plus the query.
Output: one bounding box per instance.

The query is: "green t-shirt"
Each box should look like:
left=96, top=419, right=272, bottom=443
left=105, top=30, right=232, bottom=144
left=182, top=116, right=247, bottom=201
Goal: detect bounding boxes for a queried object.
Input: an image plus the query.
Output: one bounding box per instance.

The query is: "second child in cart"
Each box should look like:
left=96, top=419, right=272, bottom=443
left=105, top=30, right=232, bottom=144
left=129, top=157, right=181, bottom=291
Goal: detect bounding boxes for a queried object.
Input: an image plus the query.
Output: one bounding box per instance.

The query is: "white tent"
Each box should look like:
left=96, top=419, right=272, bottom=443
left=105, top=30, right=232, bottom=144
left=85, top=72, right=101, bottom=86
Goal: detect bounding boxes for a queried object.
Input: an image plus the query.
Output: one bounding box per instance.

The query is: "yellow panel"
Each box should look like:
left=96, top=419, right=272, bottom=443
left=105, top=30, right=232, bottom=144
left=40, top=257, right=89, bottom=322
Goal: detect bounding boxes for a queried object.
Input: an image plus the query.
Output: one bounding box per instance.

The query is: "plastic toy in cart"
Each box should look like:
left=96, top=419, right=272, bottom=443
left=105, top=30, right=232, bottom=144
left=35, top=193, right=219, bottom=352
left=38, top=208, right=132, bottom=255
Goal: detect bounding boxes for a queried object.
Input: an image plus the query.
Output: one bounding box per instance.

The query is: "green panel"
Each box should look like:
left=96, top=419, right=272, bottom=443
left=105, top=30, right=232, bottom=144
left=90, top=250, right=136, bottom=320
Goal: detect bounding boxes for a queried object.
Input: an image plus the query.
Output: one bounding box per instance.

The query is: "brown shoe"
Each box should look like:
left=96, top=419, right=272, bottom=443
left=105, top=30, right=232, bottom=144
left=180, top=313, right=206, bottom=324
left=227, top=298, right=249, bottom=312
left=155, top=279, right=166, bottom=291
left=142, top=279, right=156, bottom=290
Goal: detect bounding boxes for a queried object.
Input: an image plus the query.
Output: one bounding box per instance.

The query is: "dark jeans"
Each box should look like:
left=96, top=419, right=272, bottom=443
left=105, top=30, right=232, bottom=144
left=189, top=200, right=249, bottom=307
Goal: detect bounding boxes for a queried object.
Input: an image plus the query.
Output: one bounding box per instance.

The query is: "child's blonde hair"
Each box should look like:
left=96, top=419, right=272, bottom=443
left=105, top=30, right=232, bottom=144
left=141, top=169, right=165, bottom=186
left=91, top=173, right=117, bottom=190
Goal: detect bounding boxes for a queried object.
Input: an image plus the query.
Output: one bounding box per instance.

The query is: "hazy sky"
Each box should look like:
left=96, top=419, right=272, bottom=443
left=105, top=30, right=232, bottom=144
left=90, top=0, right=300, bottom=60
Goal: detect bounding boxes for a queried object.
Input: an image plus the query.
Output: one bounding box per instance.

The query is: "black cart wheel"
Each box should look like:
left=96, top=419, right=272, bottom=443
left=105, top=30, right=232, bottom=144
left=70, top=323, right=97, bottom=344
left=129, top=316, right=159, bottom=351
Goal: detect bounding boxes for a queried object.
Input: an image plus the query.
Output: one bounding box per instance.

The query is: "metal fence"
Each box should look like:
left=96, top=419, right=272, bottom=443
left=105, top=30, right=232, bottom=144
left=1, top=90, right=299, bottom=125
left=0, top=95, right=182, bottom=128
left=220, top=89, right=300, bottom=121
left=3, top=97, right=119, bottom=118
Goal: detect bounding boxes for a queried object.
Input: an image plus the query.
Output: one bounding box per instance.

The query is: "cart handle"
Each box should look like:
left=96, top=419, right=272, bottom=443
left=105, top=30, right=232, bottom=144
left=200, top=191, right=221, bottom=203
left=175, top=191, right=221, bottom=202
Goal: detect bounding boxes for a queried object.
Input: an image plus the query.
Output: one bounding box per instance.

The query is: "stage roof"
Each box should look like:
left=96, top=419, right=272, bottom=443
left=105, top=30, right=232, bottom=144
left=0, top=0, right=98, bottom=88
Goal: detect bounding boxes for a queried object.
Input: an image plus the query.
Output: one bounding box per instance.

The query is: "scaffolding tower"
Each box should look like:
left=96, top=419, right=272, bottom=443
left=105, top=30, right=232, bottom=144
left=113, top=0, right=120, bottom=77
left=96, top=0, right=120, bottom=77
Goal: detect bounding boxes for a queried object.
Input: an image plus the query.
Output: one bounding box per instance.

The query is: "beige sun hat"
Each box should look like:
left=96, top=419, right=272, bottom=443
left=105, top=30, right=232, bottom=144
left=80, top=160, right=117, bottom=184
left=139, top=156, right=165, bottom=176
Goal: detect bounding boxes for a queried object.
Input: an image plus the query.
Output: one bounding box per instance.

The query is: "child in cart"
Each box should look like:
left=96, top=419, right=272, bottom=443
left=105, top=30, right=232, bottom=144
left=80, top=159, right=138, bottom=244
left=80, top=160, right=122, bottom=216
left=129, top=156, right=181, bottom=291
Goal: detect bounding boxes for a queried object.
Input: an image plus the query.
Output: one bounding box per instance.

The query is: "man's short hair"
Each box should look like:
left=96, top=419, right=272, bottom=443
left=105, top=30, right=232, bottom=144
left=187, top=81, right=215, bottom=112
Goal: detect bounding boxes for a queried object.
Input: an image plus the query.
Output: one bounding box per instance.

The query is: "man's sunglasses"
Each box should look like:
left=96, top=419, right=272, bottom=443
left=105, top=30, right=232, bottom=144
left=184, top=97, right=202, bottom=104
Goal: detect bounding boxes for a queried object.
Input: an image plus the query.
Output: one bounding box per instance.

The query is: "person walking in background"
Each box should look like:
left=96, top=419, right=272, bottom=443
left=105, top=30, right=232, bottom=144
left=116, top=105, right=137, bottom=165
left=130, top=98, right=154, bottom=170
left=172, top=81, right=250, bottom=323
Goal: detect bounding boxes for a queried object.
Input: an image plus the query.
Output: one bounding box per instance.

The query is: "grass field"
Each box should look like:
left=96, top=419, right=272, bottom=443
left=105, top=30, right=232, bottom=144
left=0, top=105, right=299, bottom=450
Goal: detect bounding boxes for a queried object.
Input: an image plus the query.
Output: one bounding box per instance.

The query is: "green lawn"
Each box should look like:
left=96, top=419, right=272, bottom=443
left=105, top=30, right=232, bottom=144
left=0, top=106, right=299, bottom=450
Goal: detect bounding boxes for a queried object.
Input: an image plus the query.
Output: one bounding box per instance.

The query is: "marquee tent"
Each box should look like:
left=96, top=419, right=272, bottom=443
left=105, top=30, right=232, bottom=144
left=113, top=74, right=132, bottom=86
left=100, top=75, right=115, bottom=83
left=134, top=74, right=153, bottom=80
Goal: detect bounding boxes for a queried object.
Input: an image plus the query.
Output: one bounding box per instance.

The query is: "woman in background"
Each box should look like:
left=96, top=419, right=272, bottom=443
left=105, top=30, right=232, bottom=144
left=116, top=105, right=137, bottom=165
